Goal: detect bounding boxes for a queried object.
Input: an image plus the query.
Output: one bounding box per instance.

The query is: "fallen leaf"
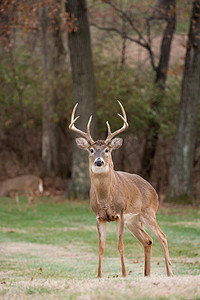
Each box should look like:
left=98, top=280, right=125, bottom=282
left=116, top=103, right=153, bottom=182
left=130, top=260, right=139, bottom=264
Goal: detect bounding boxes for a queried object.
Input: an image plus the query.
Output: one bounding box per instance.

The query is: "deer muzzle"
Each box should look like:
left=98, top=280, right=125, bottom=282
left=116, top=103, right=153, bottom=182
left=94, top=158, right=104, bottom=167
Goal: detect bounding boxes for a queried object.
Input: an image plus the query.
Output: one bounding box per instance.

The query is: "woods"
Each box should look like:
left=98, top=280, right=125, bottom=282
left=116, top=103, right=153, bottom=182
left=66, top=0, right=96, bottom=199
left=168, top=0, right=200, bottom=203
left=0, top=2, right=200, bottom=299
left=0, top=0, right=199, bottom=203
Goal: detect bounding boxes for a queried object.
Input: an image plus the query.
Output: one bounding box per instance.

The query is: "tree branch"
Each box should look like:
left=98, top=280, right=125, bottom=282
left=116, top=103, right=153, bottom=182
left=103, top=0, right=148, bottom=46
left=90, top=22, right=157, bottom=71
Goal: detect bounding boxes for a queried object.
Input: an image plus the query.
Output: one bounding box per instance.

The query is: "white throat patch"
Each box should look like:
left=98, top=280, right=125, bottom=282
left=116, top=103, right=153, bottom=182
left=91, top=164, right=109, bottom=174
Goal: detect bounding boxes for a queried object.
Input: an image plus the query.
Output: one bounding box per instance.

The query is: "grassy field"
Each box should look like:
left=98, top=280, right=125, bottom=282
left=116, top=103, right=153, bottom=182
left=0, top=197, right=200, bottom=299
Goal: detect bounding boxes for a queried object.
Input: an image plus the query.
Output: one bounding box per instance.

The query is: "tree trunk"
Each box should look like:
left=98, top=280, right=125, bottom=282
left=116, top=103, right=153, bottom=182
left=66, top=0, right=96, bottom=199
left=155, top=0, right=176, bottom=89
left=167, top=0, right=200, bottom=203
left=40, top=2, right=65, bottom=176
left=140, top=0, right=176, bottom=182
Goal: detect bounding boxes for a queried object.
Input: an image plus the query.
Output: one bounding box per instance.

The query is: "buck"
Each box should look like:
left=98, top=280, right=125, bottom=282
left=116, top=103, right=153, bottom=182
left=0, top=175, right=43, bottom=212
left=69, top=101, right=173, bottom=278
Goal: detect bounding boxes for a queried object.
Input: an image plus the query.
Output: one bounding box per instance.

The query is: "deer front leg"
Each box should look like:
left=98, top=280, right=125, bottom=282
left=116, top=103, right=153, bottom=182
left=97, top=219, right=107, bottom=278
left=116, top=215, right=127, bottom=277
left=15, top=193, right=21, bottom=211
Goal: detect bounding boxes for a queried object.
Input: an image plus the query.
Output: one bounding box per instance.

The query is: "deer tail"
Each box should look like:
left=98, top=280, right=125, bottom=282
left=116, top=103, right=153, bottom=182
left=38, top=179, right=43, bottom=193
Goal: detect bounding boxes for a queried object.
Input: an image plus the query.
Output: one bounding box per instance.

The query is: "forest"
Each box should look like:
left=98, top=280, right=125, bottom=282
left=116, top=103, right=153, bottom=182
left=0, top=0, right=200, bottom=204
left=0, top=1, right=200, bottom=299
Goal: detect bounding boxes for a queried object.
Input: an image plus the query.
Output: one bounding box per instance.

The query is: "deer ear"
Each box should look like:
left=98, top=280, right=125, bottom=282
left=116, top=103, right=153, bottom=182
left=75, top=138, right=90, bottom=150
left=109, top=138, right=123, bottom=150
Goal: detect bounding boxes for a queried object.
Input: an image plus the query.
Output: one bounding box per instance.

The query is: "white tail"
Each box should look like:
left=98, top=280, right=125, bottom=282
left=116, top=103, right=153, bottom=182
left=69, top=101, right=173, bottom=278
left=38, top=180, right=43, bottom=193
left=0, top=175, right=43, bottom=212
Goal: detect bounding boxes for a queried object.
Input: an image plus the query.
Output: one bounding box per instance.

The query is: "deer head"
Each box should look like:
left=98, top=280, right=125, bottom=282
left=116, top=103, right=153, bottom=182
left=69, top=101, right=128, bottom=174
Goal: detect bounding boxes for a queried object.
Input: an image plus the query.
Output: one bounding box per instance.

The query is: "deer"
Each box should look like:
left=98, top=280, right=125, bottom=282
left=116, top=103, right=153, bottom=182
left=69, top=100, right=173, bottom=278
left=0, top=175, right=43, bottom=212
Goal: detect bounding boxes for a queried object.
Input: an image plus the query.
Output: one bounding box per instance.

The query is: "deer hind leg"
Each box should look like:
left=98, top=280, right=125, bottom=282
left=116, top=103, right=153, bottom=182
left=97, top=219, right=107, bottom=278
left=116, top=216, right=127, bottom=277
left=142, top=213, right=173, bottom=277
left=125, top=215, right=153, bottom=276
left=15, top=193, right=21, bottom=211
left=25, top=192, right=33, bottom=211
left=34, top=191, right=39, bottom=212
left=34, top=193, right=38, bottom=212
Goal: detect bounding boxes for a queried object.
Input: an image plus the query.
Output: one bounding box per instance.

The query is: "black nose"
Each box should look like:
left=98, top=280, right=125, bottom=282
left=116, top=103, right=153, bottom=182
left=95, top=158, right=104, bottom=167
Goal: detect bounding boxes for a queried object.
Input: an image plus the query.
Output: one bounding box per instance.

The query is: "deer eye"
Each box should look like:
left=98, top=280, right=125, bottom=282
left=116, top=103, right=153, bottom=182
left=90, top=148, right=94, bottom=154
left=105, top=148, right=109, bottom=153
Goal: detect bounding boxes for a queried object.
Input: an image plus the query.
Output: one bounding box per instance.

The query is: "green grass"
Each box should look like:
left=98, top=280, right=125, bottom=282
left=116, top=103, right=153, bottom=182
left=0, top=197, right=200, bottom=299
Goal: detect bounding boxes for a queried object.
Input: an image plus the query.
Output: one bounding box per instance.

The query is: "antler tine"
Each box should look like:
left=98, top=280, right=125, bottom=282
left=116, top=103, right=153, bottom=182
left=69, top=103, right=94, bottom=144
left=117, top=100, right=127, bottom=120
left=117, top=113, right=128, bottom=126
left=106, top=121, right=111, bottom=136
left=105, top=100, right=128, bottom=143
left=87, top=115, right=94, bottom=144
left=70, top=103, right=78, bottom=124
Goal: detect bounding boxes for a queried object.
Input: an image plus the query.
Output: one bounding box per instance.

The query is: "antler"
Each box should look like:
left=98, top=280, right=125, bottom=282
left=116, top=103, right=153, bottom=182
left=105, top=100, right=128, bottom=143
left=69, top=103, right=94, bottom=144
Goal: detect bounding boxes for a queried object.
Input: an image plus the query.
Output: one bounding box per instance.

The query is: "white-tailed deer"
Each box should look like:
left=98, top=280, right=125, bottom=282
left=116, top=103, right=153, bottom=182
left=69, top=101, right=173, bottom=278
left=0, top=175, right=43, bottom=212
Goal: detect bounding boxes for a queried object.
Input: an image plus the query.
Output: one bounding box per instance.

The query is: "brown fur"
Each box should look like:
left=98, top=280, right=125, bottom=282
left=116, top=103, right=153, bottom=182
left=69, top=102, right=173, bottom=278
left=0, top=175, right=43, bottom=212
left=87, top=142, right=173, bottom=278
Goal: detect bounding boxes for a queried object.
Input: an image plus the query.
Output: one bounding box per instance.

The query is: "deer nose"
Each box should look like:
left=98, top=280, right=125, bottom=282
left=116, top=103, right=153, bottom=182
left=95, top=158, right=104, bottom=167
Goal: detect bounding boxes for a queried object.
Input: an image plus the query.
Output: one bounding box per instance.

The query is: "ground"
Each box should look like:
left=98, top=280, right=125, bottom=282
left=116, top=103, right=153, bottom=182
left=0, top=198, right=200, bottom=299
left=1, top=242, right=200, bottom=300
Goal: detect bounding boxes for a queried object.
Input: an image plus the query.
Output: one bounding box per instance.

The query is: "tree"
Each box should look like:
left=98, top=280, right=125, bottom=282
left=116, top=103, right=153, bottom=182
left=140, top=0, right=176, bottom=181
left=40, top=1, right=66, bottom=176
left=90, top=0, right=176, bottom=182
left=167, top=0, right=200, bottom=203
left=66, top=0, right=96, bottom=199
left=0, top=0, right=68, bottom=175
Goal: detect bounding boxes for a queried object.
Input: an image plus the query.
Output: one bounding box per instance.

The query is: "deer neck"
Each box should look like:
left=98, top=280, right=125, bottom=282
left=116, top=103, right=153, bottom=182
left=90, top=162, right=115, bottom=204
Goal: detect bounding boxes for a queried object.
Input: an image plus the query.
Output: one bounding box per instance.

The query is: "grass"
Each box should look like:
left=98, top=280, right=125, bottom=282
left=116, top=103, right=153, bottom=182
left=0, top=197, right=200, bottom=299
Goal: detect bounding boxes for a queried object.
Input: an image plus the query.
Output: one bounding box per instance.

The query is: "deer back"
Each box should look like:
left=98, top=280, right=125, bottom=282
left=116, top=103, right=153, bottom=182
left=0, top=175, right=42, bottom=196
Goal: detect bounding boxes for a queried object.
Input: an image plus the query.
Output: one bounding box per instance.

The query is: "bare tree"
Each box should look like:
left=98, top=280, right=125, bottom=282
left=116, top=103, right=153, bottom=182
left=140, top=0, right=176, bottom=182
left=167, top=0, right=200, bottom=203
left=90, top=0, right=176, bottom=182
left=66, top=0, right=96, bottom=199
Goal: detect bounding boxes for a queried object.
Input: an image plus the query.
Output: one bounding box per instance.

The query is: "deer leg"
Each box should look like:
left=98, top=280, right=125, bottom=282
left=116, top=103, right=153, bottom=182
left=34, top=191, right=39, bottom=212
left=15, top=193, right=21, bottom=211
left=142, top=215, right=173, bottom=277
left=126, top=217, right=153, bottom=277
left=25, top=192, right=33, bottom=211
left=97, top=219, right=107, bottom=278
left=116, top=216, right=127, bottom=277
